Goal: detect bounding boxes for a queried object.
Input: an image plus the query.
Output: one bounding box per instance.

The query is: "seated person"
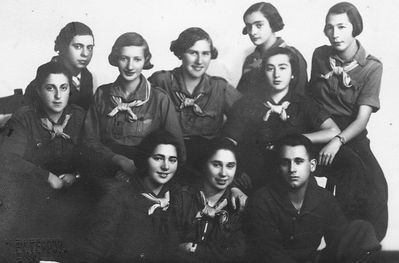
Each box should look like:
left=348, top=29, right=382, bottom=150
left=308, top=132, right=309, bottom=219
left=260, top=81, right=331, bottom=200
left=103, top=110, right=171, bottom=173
left=245, top=134, right=380, bottom=263
left=170, top=138, right=245, bottom=262
left=81, top=130, right=183, bottom=262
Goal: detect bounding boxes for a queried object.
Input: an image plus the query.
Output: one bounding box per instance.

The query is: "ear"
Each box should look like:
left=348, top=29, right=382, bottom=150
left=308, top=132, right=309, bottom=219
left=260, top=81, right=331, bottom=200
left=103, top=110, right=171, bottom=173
left=310, top=158, right=317, bottom=172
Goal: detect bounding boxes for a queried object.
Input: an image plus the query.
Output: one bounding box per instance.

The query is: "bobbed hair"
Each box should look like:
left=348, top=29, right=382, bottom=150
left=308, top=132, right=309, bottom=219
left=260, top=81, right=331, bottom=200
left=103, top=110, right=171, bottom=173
left=324, top=2, right=363, bottom=37
left=54, top=22, right=94, bottom=53
left=242, top=2, right=284, bottom=35
left=108, top=32, right=154, bottom=70
left=135, top=130, right=182, bottom=174
left=34, top=61, right=72, bottom=91
left=275, top=134, right=314, bottom=160
left=170, top=27, right=218, bottom=60
left=261, top=47, right=299, bottom=92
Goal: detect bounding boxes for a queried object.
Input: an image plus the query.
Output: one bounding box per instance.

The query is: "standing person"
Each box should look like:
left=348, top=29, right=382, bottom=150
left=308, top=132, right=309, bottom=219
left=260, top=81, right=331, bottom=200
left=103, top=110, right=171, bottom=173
left=223, top=47, right=340, bottom=190
left=0, top=61, right=91, bottom=262
left=245, top=134, right=380, bottom=263
left=171, top=138, right=245, bottom=262
left=83, top=32, right=184, bottom=180
left=25, top=22, right=95, bottom=111
left=308, top=2, right=388, bottom=240
left=82, top=130, right=183, bottom=262
left=149, top=27, right=241, bottom=180
left=237, top=2, right=307, bottom=95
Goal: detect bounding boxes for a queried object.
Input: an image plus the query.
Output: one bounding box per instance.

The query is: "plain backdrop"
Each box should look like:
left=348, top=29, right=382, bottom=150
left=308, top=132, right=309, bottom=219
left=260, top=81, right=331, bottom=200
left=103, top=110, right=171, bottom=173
left=0, top=0, right=398, bottom=250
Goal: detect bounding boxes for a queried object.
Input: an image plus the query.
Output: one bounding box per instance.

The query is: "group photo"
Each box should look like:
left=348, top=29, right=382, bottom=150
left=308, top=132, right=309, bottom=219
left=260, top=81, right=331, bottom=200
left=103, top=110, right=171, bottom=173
left=0, top=0, right=397, bottom=262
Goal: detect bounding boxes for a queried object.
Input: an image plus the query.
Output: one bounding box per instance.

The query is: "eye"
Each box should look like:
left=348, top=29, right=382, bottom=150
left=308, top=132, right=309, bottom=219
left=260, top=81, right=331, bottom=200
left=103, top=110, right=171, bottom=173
left=227, top=163, right=236, bottom=169
left=279, top=66, right=288, bottom=71
left=72, top=44, right=83, bottom=50
left=294, top=159, right=305, bottom=165
left=87, top=45, right=94, bottom=51
left=60, top=84, right=69, bottom=91
left=119, top=56, right=128, bottom=62
left=133, top=57, right=143, bottom=62
left=211, top=161, right=222, bottom=168
left=202, top=51, right=211, bottom=57
left=152, top=155, right=163, bottom=161
left=186, top=50, right=197, bottom=56
left=338, top=25, right=346, bottom=30
left=169, top=157, right=178, bottom=164
left=256, top=23, right=263, bottom=29
left=265, top=65, right=274, bottom=72
left=44, top=85, right=55, bottom=91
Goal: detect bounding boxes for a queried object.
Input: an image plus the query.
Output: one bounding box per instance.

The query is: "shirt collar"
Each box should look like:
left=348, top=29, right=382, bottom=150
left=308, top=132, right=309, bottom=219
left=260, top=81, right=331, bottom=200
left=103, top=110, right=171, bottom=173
left=109, top=74, right=149, bottom=102
left=253, top=37, right=287, bottom=58
left=330, top=40, right=368, bottom=67
left=172, top=67, right=211, bottom=96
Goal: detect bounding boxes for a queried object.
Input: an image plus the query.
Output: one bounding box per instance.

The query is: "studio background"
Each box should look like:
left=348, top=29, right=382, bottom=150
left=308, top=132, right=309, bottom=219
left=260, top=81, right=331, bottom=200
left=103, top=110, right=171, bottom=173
left=0, top=0, right=397, bottom=250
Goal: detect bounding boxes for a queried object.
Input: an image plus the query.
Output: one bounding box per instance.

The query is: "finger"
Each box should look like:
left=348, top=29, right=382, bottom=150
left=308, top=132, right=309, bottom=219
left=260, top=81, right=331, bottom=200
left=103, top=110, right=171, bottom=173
left=239, top=196, right=248, bottom=211
left=216, top=199, right=228, bottom=210
left=327, top=154, right=336, bottom=166
left=231, top=196, right=237, bottom=210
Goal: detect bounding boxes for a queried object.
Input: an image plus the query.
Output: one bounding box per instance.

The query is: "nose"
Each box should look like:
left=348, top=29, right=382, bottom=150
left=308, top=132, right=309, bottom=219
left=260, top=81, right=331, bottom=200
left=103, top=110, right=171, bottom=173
left=289, top=162, right=297, bottom=173
left=195, top=54, right=203, bottom=64
left=249, top=25, right=257, bottom=36
left=332, top=27, right=339, bottom=39
left=220, top=166, right=228, bottom=177
left=273, top=69, right=280, bottom=78
left=54, top=89, right=61, bottom=100
left=127, top=58, right=134, bottom=70
left=81, top=47, right=89, bottom=57
left=161, top=160, right=169, bottom=171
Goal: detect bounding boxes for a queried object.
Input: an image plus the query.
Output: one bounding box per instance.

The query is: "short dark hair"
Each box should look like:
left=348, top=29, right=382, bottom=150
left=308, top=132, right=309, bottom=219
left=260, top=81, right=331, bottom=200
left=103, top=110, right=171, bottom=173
left=54, top=22, right=94, bottom=53
left=275, top=134, right=314, bottom=159
left=34, top=61, right=72, bottom=90
left=108, top=32, right=153, bottom=70
left=324, top=2, right=363, bottom=37
left=242, top=2, right=284, bottom=35
left=170, top=27, right=218, bottom=59
left=261, top=47, right=299, bottom=91
left=198, top=138, right=239, bottom=172
left=135, top=130, right=182, bottom=173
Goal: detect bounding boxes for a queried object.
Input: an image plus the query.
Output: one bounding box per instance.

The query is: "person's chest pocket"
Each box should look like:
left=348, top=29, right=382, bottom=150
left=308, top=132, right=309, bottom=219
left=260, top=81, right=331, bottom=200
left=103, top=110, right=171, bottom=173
left=340, top=79, right=362, bottom=106
left=31, top=137, right=75, bottom=165
left=112, top=116, right=153, bottom=139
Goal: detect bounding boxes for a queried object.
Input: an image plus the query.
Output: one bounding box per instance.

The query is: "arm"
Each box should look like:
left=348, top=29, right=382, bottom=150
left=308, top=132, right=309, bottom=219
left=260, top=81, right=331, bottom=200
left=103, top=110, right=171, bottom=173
left=303, top=118, right=340, bottom=144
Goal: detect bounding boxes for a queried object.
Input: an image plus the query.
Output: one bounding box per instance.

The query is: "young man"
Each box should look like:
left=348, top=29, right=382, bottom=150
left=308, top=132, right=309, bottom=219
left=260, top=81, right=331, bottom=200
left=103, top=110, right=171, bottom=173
left=245, top=134, right=380, bottom=263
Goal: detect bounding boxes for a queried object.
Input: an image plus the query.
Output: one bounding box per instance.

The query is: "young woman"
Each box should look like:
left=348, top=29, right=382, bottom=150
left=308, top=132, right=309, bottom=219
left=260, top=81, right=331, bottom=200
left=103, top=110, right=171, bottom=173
left=223, top=47, right=340, bottom=191
left=237, top=2, right=307, bottom=95
left=82, top=130, right=182, bottom=262
left=25, top=22, right=95, bottom=110
left=171, top=138, right=245, bottom=262
left=83, top=32, right=185, bottom=180
left=149, top=27, right=241, bottom=178
left=0, top=61, right=90, bottom=261
left=308, top=2, right=388, bottom=241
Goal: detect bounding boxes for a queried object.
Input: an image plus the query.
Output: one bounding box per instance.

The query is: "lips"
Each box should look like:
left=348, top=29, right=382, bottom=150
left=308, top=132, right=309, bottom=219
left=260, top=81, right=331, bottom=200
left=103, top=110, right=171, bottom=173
left=191, top=66, right=204, bottom=72
left=124, top=71, right=136, bottom=77
left=215, top=178, right=228, bottom=185
left=52, top=102, right=62, bottom=107
left=157, top=172, right=169, bottom=179
left=78, top=60, right=88, bottom=65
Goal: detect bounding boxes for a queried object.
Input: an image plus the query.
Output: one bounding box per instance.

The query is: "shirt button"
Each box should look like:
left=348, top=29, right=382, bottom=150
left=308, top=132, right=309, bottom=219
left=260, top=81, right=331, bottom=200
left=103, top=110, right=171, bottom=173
left=36, top=142, right=42, bottom=148
left=290, top=236, right=294, bottom=240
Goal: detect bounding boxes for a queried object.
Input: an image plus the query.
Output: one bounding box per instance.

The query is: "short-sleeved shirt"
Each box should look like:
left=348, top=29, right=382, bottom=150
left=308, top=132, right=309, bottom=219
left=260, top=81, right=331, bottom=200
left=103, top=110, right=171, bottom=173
left=0, top=104, right=85, bottom=178
left=83, top=74, right=185, bottom=165
left=24, top=57, right=94, bottom=111
left=149, top=67, right=241, bottom=139
left=308, top=42, right=382, bottom=118
left=238, top=37, right=308, bottom=95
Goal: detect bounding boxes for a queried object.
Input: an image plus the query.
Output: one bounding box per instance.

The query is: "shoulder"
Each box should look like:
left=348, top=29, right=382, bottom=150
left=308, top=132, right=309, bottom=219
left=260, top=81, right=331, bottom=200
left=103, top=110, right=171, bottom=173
left=250, top=186, right=273, bottom=204
left=93, top=83, right=113, bottom=98
left=207, top=75, right=231, bottom=88
left=12, top=105, right=36, bottom=119
left=68, top=104, right=86, bottom=120
left=150, top=85, right=173, bottom=100
left=365, top=54, right=383, bottom=73
left=149, top=70, right=173, bottom=83
left=312, top=45, right=331, bottom=58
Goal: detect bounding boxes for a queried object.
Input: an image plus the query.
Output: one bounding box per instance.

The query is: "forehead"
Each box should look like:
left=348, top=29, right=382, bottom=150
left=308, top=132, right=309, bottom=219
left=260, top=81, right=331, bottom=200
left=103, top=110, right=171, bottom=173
left=43, top=73, right=69, bottom=84
left=266, top=54, right=290, bottom=65
left=209, top=149, right=236, bottom=163
left=279, top=145, right=309, bottom=160
left=152, top=144, right=177, bottom=156
left=244, top=11, right=269, bottom=24
left=70, top=35, right=94, bottom=45
left=326, top=13, right=351, bottom=25
left=119, top=45, right=145, bottom=57
left=187, top=39, right=211, bottom=52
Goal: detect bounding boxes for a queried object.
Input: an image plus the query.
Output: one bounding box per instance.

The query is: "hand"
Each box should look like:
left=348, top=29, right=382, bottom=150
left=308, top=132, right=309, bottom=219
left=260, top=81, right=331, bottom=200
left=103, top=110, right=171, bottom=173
left=234, top=171, right=252, bottom=190
left=112, top=155, right=136, bottom=175
left=178, top=242, right=197, bottom=253
left=48, top=172, right=64, bottom=189
left=59, top=173, right=77, bottom=187
left=230, top=187, right=248, bottom=212
left=319, top=137, right=342, bottom=166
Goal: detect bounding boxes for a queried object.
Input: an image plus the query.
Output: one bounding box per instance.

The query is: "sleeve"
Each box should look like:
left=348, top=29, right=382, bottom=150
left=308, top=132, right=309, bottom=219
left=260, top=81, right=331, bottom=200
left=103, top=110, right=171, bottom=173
left=323, top=194, right=348, bottom=246
left=223, top=83, right=242, bottom=117
left=303, top=97, right=331, bottom=130
left=308, top=47, right=324, bottom=97
left=356, top=61, right=382, bottom=112
left=291, top=46, right=308, bottom=95
left=82, top=90, right=117, bottom=166
left=245, top=191, right=297, bottom=263
left=222, top=97, right=253, bottom=144
left=236, top=71, right=252, bottom=94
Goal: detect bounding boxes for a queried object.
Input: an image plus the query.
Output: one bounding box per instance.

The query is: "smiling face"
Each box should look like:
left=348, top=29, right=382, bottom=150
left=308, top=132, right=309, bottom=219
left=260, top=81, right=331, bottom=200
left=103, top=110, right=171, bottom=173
left=37, top=73, right=70, bottom=119
left=61, top=35, right=94, bottom=74
left=264, top=53, right=292, bottom=94
left=146, top=144, right=178, bottom=187
left=244, top=11, right=274, bottom=47
left=116, top=45, right=146, bottom=83
left=325, top=13, right=357, bottom=58
left=204, top=149, right=237, bottom=192
left=181, top=39, right=212, bottom=81
left=279, top=145, right=316, bottom=190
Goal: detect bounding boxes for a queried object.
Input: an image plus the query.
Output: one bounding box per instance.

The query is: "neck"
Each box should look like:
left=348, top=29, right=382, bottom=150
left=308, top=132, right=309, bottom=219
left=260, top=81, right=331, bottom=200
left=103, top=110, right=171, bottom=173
left=270, top=88, right=289, bottom=103
left=203, top=183, right=226, bottom=207
left=336, top=40, right=359, bottom=62
left=288, top=183, right=307, bottom=212
left=143, top=176, right=163, bottom=196
left=121, top=76, right=141, bottom=97
left=182, top=71, right=202, bottom=95
left=60, top=57, right=80, bottom=76
left=260, top=34, right=278, bottom=54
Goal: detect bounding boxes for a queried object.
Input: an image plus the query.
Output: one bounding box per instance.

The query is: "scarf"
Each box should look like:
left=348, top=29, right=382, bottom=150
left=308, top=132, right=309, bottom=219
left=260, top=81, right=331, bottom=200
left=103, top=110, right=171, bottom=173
left=320, top=56, right=359, bottom=88
left=141, top=191, right=170, bottom=215
left=40, top=114, right=71, bottom=140
left=263, top=101, right=290, bottom=122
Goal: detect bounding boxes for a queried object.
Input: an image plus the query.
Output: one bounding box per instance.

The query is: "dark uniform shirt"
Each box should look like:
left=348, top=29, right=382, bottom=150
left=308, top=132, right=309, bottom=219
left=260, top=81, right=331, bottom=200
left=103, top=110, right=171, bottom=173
left=170, top=185, right=245, bottom=262
left=83, top=74, right=185, bottom=168
left=238, top=37, right=308, bottom=95
left=246, top=177, right=347, bottom=263
left=149, top=67, right=241, bottom=139
left=24, top=57, right=94, bottom=111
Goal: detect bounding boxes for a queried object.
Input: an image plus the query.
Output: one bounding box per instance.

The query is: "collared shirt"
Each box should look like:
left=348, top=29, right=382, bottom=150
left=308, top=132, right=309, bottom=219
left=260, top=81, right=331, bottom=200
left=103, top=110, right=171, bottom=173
left=238, top=37, right=308, bottom=95
left=24, top=57, right=94, bottom=111
left=149, top=67, right=241, bottom=139
left=246, top=177, right=347, bottom=262
left=83, top=74, right=185, bottom=164
left=309, top=42, right=382, bottom=118
left=0, top=104, right=85, bottom=178
left=170, top=185, right=245, bottom=262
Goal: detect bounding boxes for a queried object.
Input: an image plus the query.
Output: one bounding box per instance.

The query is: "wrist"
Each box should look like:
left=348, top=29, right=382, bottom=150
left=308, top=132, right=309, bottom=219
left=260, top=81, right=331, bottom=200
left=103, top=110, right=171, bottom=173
left=334, top=135, right=346, bottom=145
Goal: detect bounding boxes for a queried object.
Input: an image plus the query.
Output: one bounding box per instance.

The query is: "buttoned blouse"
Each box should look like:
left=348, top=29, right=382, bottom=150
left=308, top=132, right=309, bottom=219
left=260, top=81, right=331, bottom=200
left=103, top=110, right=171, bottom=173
left=308, top=43, right=382, bottom=118
left=149, top=67, right=241, bottom=139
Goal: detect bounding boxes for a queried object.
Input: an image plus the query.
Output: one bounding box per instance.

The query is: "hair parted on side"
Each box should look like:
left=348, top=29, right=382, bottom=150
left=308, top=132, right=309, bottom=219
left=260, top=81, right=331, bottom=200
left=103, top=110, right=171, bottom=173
left=242, top=2, right=284, bottom=35
left=324, top=2, right=363, bottom=37
left=170, top=27, right=218, bottom=59
left=54, top=22, right=94, bottom=53
left=34, top=61, right=72, bottom=90
left=198, top=137, right=239, bottom=172
left=275, top=134, right=314, bottom=159
left=108, top=32, right=154, bottom=70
